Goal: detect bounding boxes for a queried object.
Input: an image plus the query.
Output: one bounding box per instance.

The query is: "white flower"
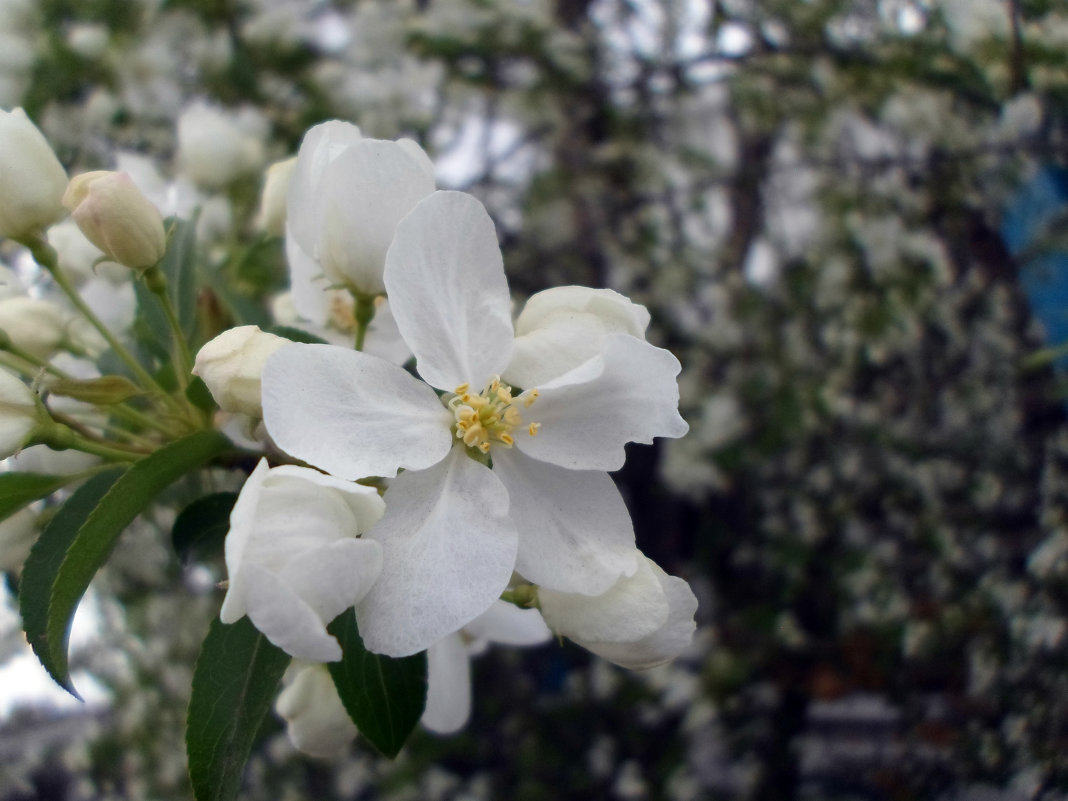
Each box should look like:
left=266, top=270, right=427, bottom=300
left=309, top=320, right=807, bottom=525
left=285, top=121, right=435, bottom=302
left=538, top=554, right=698, bottom=670
left=255, top=156, right=296, bottom=236
left=274, top=601, right=551, bottom=756
left=0, top=367, right=38, bottom=459
left=176, top=100, right=266, bottom=190
left=262, top=190, right=688, bottom=657
left=220, top=459, right=385, bottom=661
left=192, top=326, right=289, bottom=418
left=0, top=506, right=37, bottom=574
left=0, top=107, right=68, bottom=239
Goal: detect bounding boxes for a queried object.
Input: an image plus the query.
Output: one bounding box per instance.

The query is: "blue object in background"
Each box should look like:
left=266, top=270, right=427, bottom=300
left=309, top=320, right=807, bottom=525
left=1002, top=166, right=1068, bottom=367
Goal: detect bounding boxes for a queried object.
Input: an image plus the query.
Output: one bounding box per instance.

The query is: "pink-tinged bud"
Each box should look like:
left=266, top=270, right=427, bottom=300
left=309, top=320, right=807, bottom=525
left=192, top=326, right=288, bottom=418
left=62, top=171, right=166, bottom=271
left=0, top=108, right=68, bottom=240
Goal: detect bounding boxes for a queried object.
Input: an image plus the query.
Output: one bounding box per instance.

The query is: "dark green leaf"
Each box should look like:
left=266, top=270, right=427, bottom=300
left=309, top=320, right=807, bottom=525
left=327, top=608, right=427, bottom=758
left=186, top=376, right=217, bottom=412
left=161, top=216, right=199, bottom=337
left=19, top=469, right=124, bottom=697
left=43, top=430, right=231, bottom=691
left=266, top=325, right=328, bottom=346
left=0, top=473, right=72, bottom=523
left=187, top=617, right=291, bottom=801
left=172, top=492, right=237, bottom=562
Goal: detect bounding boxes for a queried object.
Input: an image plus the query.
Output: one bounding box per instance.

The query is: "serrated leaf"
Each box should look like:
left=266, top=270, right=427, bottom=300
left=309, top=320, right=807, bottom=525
left=43, top=430, right=230, bottom=692
left=172, top=492, right=237, bottom=563
left=187, top=616, right=291, bottom=801
left=19, top=469, right=124, bottom=697
left=0, top=473, right=72, bottom=523
left=327, top=608, right=427, bottom=758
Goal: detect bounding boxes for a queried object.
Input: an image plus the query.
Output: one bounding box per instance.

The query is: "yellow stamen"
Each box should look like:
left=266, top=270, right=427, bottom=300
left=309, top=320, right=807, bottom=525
left=528, top=422, right=540, bottom=437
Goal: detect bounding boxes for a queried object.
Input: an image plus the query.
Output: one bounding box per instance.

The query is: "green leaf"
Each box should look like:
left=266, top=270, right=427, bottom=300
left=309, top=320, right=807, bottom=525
left=19, top=469, right=124, bottom=697
left=0, top=473, right=71, bottom=523
left=46, top=375, right=143, bottom=405
left=133, top=216, right=198, bottom=358
left=186, top=375, right=217, bottom=412
left=265, top=325, right=328, bottom=346
left=187, top=616, right=291, bottom=801
left=327, top=608, right=427, bottom=758
left=172, top=492, right=237, bottom=563
left=43, top=430, right=231, bottom=692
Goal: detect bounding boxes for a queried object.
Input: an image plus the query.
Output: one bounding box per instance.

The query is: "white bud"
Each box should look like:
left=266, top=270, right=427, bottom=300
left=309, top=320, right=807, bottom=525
left=0, top=107, right=68, bottom=239
left=0, top=296, right=69, bottom=359
left=192, top=325, right=288, bottom=418
left=275, top=663, right=357, bottom=758
left=0, top=506, right=37, bottom=574
left=62, top=171, right=166, bottom=271
left=255, top=156, right=296, bottom=236
left=0, top=368, right=38, bottom=459
left=176, top=100, right=265, bottom=189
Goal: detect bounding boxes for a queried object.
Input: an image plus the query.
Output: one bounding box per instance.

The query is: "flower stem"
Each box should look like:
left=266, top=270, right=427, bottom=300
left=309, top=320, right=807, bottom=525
left=352, top=292, right=377, bottom=352
left=142, top=265, right=194, bottom=392
left=34, top=422, right=142, bottom=463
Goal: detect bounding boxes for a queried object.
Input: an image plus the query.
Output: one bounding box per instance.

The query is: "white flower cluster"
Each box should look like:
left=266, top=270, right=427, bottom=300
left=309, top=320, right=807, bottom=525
left=195, top=120, right=697, bottom=748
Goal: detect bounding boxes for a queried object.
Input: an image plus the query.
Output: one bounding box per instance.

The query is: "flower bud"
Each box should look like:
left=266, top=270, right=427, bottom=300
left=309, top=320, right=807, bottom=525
left=192, top=325, right=288, bottom=418
left=0, top=296, right=69, bottom=359
left=62, top=171, right=166, bottom=271
left=275, top=663, right=357, bottom=758
left=255, top=156, right=296, bottom=236
left=0, top=368, right=39, bottom=459
left=0, top=107, right=68, bottom=240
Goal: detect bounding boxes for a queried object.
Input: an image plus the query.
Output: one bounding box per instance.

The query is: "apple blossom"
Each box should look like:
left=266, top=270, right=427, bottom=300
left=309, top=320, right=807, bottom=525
left=62, top=171, right=166, bottom=271
left=285, top=121, right=435, bottom=302
left=176, top=100, right=265, bottom=189
left=0, top=107, right=68, bottom=240
left=0, top=296, right=70, bottom=359
left=274, top=663, right=358, bottom=759
left=262, top=190, right=688, bottom=658
left=219, top=459, right=385, bottom=661
left=255, top=156, right=296, bottom=236
left=192, top=326, right=288, bottom=418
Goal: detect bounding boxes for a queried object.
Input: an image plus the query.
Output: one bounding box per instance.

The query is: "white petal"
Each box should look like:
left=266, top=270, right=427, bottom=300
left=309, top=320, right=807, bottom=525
left=505, top=286, right=651, bottom=388
left=421, top=634, right=472, bottom=735
left=285, top=229, right=330, bottom=325
left=278, top=537, right=383, bottom=621
left=262, top=343, right=452, bottom=480
left=219, top=458, right=271, bottom=623
left=319, top=139, right=436, bottom=295
left=538, top=554, right=669, bottom=644
left=492, top=448, right=638, bottom=595
left=242, top=561, right=343, bottom=661
left=463, top=600, right=552, bottom=647
left=287, top=121, right=363, bottom=253
left=275, top=663, right=358, bottom=758
left=585, top=562, right=698, bottom=670
left=268, top=465, right=385, bottom=531
left=516, top=334, right=688, bottom=471
left=384, top=191, right=513, bottom=390
left=356, top=448, right=519, bottom=657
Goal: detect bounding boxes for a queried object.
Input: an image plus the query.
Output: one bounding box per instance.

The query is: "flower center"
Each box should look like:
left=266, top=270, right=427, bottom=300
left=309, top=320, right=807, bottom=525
left=445, top=376, right=540, bottom=454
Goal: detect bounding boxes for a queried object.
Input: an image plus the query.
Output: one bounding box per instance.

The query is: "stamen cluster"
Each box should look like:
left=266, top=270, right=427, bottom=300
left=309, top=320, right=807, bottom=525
left=446, top=376, right=539, bottom=454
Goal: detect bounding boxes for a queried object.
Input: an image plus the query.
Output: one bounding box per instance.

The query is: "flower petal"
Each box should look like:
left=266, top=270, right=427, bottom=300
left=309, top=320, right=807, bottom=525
left=241, top=561, right=343, bottom=661
left=492, top=448, right=639, bottom=595
left=505, top=286, right=650, bottom=388
left=356, top=447, right=518, bottom=657
left=262, top=343, right=452, bottom=480
left=278, top=537, right=383, bottom=621
left=285, top=229, right=330, bottom=325
left=319, top=139, right=436, bottom=295
left=585, top=562, right=698, bottom=670
left=268, top=464, right=385, bottom=531
left=421, top=633, right=472, bottom=735
left=384, top=191, right=513, bottom=390
left=463, top=600, right=552, bottom=647
left=538, top=553, right=669, bottom=644
left=516, top=334, right=689, bottom=471
left=276, top=663, right=358, bottom=758
left=287, top=121, right=363, bottom=254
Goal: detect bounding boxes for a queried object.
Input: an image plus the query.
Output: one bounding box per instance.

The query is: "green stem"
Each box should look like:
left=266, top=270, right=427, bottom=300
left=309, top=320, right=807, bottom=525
left=142, top=265, right=193, bottom=391
left=352, top=292, right=377, bottom=352
left=22, top=236, right=182, bottom=412
left=499, top=584, right=539, bottom=608
left=34, top=423, right=142, bottom=463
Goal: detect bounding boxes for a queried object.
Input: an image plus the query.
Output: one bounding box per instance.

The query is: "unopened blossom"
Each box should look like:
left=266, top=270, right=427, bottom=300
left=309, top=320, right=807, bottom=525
left=0, top=296, right=69, bottom=359
left=0, top=107, right=68, bottom=239
left=286, top=121, right=435, bottom=302
left=220, top=460, right=385, bottom=661
left=0, top=367, right=38, bottom=459
left=538, top=553, right=698, bottom=670
left=62, top=171, right=166, bottom=271
left=0, top=506, right=37, bottom=574
left=193, top=326, right=288, bottom=418
left=275, top=663, right=357, bottom=759
left=263, top=190, right=688, bottom=657
left=255, top=156, right=296, bottom=236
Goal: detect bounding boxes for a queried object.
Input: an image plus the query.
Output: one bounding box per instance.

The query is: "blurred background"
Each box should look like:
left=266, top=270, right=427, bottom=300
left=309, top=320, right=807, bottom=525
left=2, top=0, right=1068, bottom=799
